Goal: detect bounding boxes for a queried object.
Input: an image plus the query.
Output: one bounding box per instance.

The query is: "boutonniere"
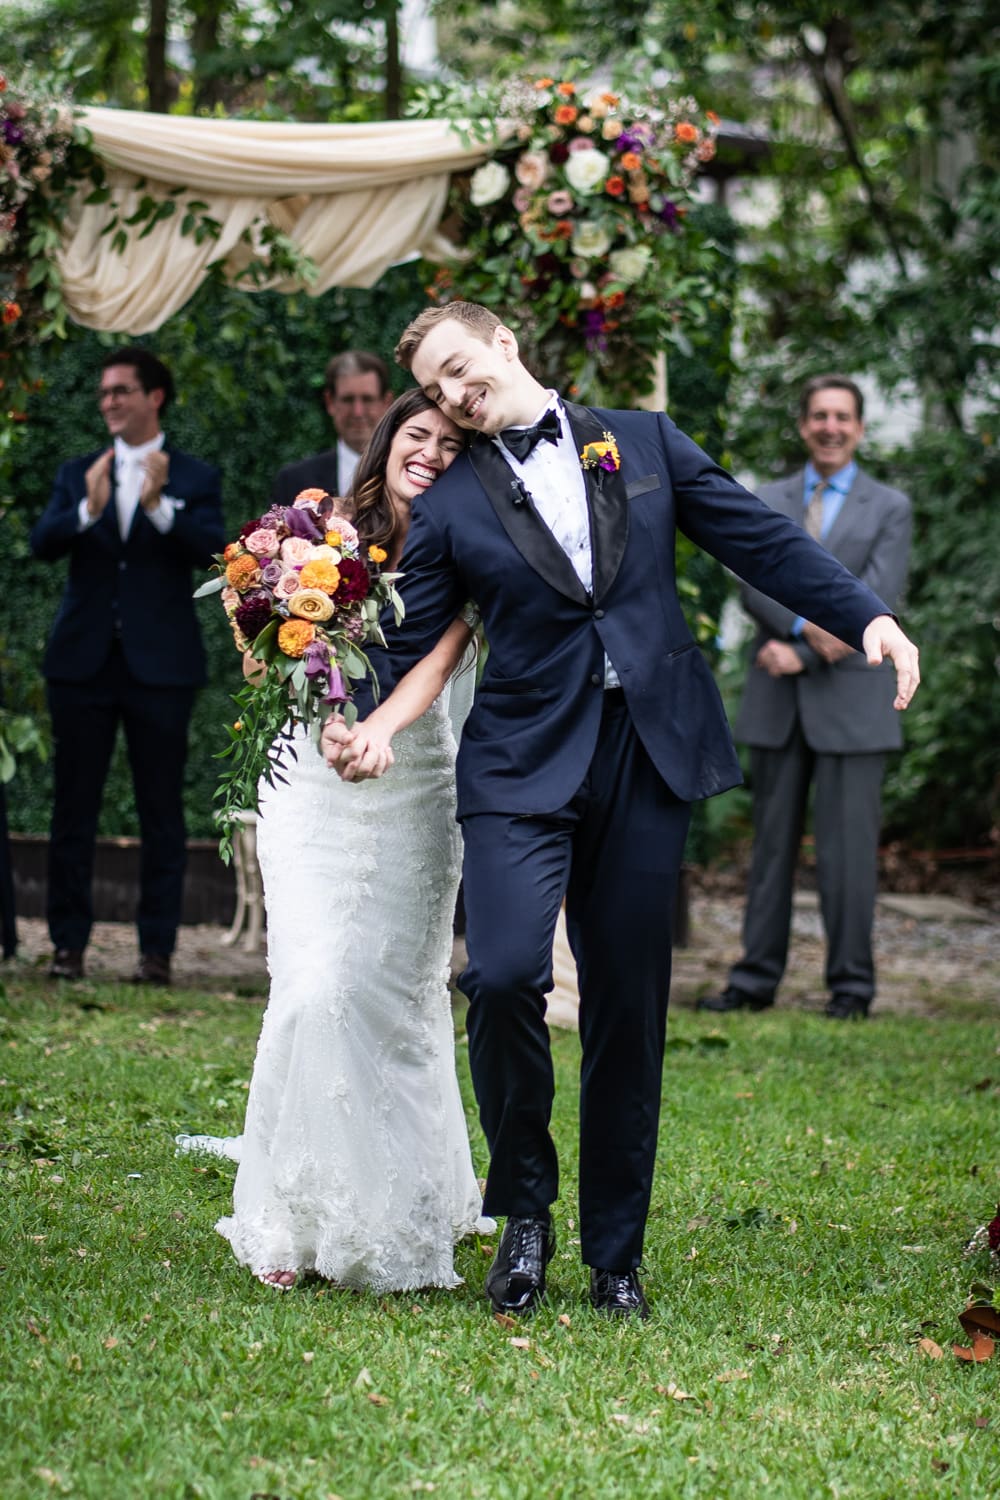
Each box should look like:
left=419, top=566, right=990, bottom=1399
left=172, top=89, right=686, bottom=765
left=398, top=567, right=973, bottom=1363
left=580, top=432, right=621, bottom=475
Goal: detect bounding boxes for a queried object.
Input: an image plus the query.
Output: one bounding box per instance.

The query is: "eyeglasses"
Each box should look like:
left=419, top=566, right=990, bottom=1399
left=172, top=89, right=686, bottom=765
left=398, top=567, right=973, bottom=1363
left=97, top=384, right=143, bottom=404
left=331, top=394, right=382, bottom=408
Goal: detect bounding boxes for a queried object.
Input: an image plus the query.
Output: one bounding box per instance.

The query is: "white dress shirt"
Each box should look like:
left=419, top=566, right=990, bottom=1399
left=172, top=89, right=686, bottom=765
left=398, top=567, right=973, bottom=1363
left=78, top=433, right=178, bottom=537
left=494, top=395, right=620, bottom=688
left=337, top=438, right=360, bottom=496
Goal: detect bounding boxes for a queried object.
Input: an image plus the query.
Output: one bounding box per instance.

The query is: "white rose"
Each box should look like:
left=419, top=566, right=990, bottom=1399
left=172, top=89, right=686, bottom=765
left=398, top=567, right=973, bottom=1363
left=469, top=161, right=511, bottom=207
left=608, top=245, right=653, bottom=283
left=564, top=149, right=610, bottom=196
left=571, top=221, right=612, bottom=258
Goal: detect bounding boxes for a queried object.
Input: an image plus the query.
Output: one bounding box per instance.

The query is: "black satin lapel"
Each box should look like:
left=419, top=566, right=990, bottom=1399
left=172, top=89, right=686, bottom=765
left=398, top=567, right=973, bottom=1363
left=468, top=438, right=591, bottom=606
left=563, top=402, right=629, bottom=604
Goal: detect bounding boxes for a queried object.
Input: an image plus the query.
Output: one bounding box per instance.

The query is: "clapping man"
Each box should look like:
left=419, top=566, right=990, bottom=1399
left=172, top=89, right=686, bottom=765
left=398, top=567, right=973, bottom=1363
left=31, top=348, right=224, bottom=985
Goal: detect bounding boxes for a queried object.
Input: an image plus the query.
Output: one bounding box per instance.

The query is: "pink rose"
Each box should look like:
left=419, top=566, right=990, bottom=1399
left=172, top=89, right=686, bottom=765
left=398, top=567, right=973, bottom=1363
left=274, top=571, right=303, bottom=599
left=547, top=190, right=574, bottom=215
left=280, top=536, right=313, bottom=565
left=568, top=137, right=596, bottom=154
left=515, top=151, right=549, bottom=191
left=512, top=187, right=532, bottom=213
left=221, top=586, right=239, bottom=613
left=323, top=513, right=359, bottom=549
left=243, top=527, right=280, bottom=559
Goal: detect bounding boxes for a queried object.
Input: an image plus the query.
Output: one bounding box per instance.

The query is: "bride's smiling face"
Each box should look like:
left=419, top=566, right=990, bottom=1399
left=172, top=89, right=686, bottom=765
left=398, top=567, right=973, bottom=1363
left=384, top=408, right=465, bottom=509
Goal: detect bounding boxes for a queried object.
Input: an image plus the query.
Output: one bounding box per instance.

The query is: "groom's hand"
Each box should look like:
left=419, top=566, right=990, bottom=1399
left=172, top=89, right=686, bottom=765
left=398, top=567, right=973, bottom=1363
left=321, top=717, right=356, bottom=771
left=861, top=614, right=920, bottom=710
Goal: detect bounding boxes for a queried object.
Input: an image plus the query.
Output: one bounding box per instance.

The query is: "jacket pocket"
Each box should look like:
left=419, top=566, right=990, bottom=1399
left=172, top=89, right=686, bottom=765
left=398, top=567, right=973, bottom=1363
left=625, top=474, right=660, bottom=500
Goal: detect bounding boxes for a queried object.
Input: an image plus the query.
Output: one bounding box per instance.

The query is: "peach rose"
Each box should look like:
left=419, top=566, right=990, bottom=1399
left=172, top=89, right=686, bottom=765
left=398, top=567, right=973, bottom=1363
left=274, top=572, right=303, bottom=600
left=280, top=536, right=314, bottom=565
left=243, top=527, right=280, bottom=559
left=515, top=151, right=549, bottom=191
left=288, top=588, right=335, bottom=622
left=293, top=488, right=329, bottom=508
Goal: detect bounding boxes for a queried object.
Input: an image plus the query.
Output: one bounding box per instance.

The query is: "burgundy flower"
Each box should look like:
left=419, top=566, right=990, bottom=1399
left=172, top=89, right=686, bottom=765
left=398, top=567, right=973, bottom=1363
left=548, top=142, right=569, bottom=165
left=334, top=556, right=370, bottom=604
left=988, top=1207, right=1000, bottom=1252
left=234, top=590, right=272, bottom=641
left=238, top=516, right=263, bottom=541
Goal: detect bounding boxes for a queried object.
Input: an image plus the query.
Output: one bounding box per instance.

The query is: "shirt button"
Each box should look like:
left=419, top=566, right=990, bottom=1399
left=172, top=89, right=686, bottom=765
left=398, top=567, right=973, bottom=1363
left=590, top=672, right=602, bottom=686
left=594, top=608, right=605, bottom=619
left=119, top=561, right=127, bottom=570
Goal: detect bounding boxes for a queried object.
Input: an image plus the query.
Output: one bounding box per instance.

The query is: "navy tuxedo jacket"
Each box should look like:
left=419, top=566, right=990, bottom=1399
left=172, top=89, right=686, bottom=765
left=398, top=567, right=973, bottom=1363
left=30, top=443, right=225, bottom=687
left=364, top=405, right=892, bottom=818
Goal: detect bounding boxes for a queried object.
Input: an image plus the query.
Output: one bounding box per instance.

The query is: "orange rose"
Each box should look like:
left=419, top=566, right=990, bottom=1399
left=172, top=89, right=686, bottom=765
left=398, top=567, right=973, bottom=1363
left=298, top=559, right=341, bottom=594
left=223, top=542, right=243, bottom=562
left=368, top=545, right=388, bottom=564
left=2, top=301, right=21, bottom=325
left=557, top=82, right=576, bottom=97
left=555, top=105, right=578, bottom=126
left=605, top=176, right=626, bottom=197
left=600, top=93, right=619, bottom=106
left=620, top=152, right=641, bottom=172
left=675, top=122, right=699, bottom=143
left=535, top=77, right=555, bottom=89
left=277, top=619, right=316, bottom=658
left=294, top=488, right=328, bottom=506
left=225, top=554, right=262, bottom=592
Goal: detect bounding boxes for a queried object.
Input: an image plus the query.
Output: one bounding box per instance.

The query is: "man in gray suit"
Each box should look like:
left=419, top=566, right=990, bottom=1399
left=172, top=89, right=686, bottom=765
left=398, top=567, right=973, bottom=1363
left=699, top=375, right=912, bottom=1020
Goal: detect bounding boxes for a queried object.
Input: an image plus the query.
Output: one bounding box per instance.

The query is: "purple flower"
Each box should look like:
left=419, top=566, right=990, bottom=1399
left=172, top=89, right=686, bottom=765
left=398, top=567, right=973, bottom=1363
left=283, top=505, right=324, bottom=541
left=4, top=123, right=24, bottom=145
left=303, top=641, right=331, bottom=679
left=659, top=200, right=679, bottom=230
left=323, top=665, right=348, bottom=704
left=582, top=306, right=608, bottom=352
left=261, top=559, right=282, bottom=587
left=234, top=590, right=272, bottom=642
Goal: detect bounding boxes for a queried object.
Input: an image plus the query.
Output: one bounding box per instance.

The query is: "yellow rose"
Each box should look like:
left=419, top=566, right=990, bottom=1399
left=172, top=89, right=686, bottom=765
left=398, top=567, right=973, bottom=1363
left=287, top=588, right=335, bottom=622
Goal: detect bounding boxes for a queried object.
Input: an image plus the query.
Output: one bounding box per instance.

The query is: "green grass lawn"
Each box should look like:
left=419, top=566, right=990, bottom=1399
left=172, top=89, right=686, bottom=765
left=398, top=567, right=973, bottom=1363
left=1, top=967, right=998, bottom=1499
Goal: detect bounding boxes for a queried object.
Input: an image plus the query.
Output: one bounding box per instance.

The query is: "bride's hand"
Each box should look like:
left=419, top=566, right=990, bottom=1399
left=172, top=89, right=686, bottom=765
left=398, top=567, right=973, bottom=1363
left=338, top=726, right=396, bottom=783
left=321, top=716, right=355, bottom=768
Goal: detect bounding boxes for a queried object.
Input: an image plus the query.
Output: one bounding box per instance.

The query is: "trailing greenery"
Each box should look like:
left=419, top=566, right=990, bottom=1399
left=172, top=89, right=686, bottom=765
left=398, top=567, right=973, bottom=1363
left=2, top=971, right=998, bottom=1497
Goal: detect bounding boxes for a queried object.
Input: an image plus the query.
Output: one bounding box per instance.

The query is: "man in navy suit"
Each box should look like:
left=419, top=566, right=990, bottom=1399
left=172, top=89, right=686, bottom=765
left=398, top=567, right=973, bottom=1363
left=324, top=303, right=919, bottom=1319
left=31, top=348, right=224, bottom=985
left=270, top=350, right=393, bottom=505
left=700, top=376, right=912, bottom=1021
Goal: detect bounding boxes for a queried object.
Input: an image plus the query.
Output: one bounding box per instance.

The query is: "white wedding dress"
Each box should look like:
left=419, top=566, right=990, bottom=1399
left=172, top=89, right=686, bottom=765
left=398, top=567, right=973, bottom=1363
left=209, top=658, right=491, bottom=1291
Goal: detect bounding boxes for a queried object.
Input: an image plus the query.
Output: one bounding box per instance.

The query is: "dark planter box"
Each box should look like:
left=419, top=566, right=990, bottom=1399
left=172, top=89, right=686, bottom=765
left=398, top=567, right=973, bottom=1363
left=8, top=834, right=236, bottom=927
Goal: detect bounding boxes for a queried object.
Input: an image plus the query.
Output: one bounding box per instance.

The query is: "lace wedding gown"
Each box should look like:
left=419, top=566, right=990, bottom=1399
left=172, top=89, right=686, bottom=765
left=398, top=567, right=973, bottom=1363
left=213, top=662, right=490, bottom=1291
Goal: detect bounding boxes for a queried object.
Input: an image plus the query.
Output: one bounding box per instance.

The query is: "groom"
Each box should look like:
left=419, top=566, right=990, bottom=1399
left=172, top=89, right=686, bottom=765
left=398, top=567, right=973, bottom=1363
left=325, top=302, right=919, bottom=1319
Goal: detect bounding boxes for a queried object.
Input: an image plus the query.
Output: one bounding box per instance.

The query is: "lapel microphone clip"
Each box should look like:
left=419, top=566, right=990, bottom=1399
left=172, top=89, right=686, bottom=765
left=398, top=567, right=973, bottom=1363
left=509, top=477, right=530, bottom=507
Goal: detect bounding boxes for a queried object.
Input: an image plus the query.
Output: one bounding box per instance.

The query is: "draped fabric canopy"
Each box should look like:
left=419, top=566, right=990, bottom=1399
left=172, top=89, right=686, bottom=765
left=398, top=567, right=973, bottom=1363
left=59, top=107, right=489, bottom=335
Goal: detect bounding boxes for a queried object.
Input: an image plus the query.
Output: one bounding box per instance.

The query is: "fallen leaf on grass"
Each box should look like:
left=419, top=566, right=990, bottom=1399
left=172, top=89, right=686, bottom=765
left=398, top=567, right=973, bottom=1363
left=302, top=1351, right=314, bottom=1364
left=494, top=1312, right=517, bottom=1330
left=917, top=1338, right=944, bottom=1359
left=953, top=1334, right=995, bottom=1363
left=558, top=1314, right=571, bottom=1327
left=959, top=1299, right=1000, bottom=1340
left=931, top=1459, right=950, bottom=1473
left=656, top=1382, right=696, bottom=1402
left=102, top=1337, right=119, bottom=1350
left=715, top=1369, right=750, bottom=1383
left=353, top=1367, right=373, bottom=1389
left=33, top=1470, right=68, bottom=1491
left=974, top=1416, right=990, bottom=1428
left=510, top=1337, right=531, bottom=1350
left=367, top=1392, right=389, bottom=1406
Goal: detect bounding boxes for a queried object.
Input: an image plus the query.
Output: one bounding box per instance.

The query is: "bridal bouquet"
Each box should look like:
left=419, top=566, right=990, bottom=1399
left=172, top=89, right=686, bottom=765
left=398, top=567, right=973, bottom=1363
left=195, top=488, right=404, bottom=861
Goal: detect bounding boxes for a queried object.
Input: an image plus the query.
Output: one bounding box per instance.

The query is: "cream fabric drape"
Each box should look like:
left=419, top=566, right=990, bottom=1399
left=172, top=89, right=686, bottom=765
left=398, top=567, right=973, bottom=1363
left=58, top=108, right=490, bottom=334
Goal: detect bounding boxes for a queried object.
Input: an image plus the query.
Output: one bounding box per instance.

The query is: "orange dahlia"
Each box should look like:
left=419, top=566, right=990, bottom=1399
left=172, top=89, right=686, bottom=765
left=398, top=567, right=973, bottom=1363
left=675, top=122, right=699, bottom=143
left=555, top=105, right=578, bottom=125
left=225, top=554, right=262, bottom=592
left=298, top=559, right=341, bottom=595
left=277, top=619, right=316, bottom=658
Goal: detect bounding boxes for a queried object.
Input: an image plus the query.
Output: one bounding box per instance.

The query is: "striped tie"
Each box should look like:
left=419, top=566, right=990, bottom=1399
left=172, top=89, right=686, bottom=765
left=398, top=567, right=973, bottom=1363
left=804, top=479, right=826, bottom=541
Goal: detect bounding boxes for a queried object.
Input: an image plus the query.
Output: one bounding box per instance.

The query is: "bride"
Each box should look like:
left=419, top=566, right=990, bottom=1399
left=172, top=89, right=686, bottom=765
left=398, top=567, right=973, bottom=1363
left=187, top=391, right=492, bottom=1292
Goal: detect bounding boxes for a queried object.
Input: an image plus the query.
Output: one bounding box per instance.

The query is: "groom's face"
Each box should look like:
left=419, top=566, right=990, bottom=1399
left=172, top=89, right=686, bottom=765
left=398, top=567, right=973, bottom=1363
left=411, top=321, right=521, bottom=436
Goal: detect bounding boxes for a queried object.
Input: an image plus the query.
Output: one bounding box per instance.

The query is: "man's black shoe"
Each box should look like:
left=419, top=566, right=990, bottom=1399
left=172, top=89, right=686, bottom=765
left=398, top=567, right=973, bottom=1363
left=696, top=987, right=773, bottom=1013
left=589, top=1267, right=650, bottom=1320
left=486, top=1215, right=556, bottom=1315
left=824, top=994, right=869, bottom=1020
left=49, top=948, right=85, bottom=981
left=133, top=953, right=172, bottom=987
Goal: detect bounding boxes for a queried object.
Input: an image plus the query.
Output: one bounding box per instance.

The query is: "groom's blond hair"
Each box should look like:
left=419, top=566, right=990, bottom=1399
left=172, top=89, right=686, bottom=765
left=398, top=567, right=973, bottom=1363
left=395, top=302, right=502, bottom=370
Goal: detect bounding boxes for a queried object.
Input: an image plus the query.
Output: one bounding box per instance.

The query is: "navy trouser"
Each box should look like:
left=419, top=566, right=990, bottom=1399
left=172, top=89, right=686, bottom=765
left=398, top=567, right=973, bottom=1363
left=459, top=691, right=691, bottom=1271
left=46, top=644, right=194, bottom=956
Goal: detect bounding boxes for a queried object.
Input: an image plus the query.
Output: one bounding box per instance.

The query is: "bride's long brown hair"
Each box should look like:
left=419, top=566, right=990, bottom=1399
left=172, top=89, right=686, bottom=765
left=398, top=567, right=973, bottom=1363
left=347, top=388, right=465, bottom=557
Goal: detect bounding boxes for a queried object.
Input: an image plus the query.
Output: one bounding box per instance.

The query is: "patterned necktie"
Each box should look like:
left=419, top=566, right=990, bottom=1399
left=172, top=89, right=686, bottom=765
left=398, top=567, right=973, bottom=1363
left=500, top=407, right=561, bottom=462
left=804, top=479, right=826, bottom=541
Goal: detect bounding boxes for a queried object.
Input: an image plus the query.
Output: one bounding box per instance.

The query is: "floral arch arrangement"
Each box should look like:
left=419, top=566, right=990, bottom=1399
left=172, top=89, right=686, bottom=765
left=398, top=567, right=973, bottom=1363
left=420, top=77, right=721, bottom=406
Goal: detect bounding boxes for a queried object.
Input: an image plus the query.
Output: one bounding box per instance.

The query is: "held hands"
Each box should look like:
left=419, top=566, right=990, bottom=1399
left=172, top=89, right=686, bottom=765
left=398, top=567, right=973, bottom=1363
left=861, top=615, right=920, bottom=710
left=321, top=715, right=395, bottom=782
left=84, top=449, right=114, bottom=518
left=755, top=640, right=805, bottom=677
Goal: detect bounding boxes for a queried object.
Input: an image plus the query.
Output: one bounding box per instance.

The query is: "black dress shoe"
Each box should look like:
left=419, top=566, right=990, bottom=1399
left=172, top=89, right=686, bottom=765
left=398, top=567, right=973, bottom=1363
left=590, top=1267, right=650, bottom=1320
left=486, top=1215, right=556, bottom=1315
left=824, top=994, right=870, bottom=1020
left=133, top=953, right=172, bottom=986
left=696, top=986, right=773, bottom=1013
left=49, top=948, right=85, bottom=981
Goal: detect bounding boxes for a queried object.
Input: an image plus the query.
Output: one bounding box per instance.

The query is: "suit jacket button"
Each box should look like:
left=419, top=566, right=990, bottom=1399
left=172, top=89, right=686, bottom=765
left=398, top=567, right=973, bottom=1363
left=594, top=608, right=605, bottom=619
left=119, top=561, right=126, bottom=570
left=590, top=672, right=602, bottom=686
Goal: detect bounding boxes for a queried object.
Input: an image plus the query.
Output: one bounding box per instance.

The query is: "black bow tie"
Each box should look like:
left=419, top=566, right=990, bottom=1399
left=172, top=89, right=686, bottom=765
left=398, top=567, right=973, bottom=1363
left=500, top=408, right=561, bottom=462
